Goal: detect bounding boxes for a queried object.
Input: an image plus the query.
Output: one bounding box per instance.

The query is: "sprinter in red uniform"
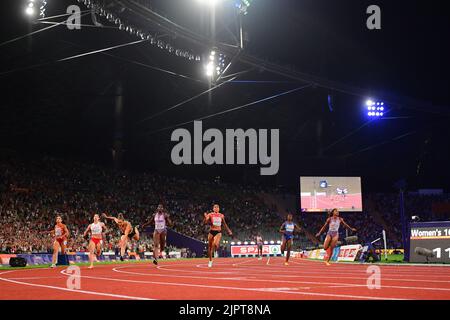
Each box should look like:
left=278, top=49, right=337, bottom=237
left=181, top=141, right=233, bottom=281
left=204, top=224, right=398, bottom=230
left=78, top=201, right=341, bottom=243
left=203, top=204, right=232, bottom=268
left=50, top=215, right=69, bottom=268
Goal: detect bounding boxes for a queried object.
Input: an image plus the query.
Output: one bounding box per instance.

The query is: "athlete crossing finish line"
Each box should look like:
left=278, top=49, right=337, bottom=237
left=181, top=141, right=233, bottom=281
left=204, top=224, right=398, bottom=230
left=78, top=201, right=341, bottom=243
left=103, top=212, right=140, bottom=261
left=142, top=204, right=173, bottom=265
left=316, top=208, right=357, bottom=266
left=203, top=204, right=233, bottom=268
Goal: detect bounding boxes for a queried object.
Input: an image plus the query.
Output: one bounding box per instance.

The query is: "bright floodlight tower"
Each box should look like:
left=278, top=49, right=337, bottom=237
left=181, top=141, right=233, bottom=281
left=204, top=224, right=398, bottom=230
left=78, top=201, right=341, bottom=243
left=25, top=0, right=47, bottom=18
left=205, top=47, right=226, bottom=82
left=366, top=99, right=386, bottom=118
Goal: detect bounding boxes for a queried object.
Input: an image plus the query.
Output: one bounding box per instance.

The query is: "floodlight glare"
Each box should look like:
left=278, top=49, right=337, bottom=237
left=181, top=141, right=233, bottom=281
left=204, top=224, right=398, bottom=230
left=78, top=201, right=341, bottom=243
left=25, top=6, right=35, bottom=15
left=198, top=0, right=219, bottom=7
left=366, top=99, right=386, bottom=118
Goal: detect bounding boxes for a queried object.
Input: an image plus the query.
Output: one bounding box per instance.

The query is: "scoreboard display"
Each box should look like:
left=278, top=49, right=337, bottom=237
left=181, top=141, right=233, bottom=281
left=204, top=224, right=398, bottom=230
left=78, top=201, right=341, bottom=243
left=409, top=221, right=450, bottom=263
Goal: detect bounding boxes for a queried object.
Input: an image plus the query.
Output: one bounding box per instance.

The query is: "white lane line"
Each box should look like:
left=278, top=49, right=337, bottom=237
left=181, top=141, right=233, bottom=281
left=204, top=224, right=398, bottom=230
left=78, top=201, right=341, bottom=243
left=0, top=272, right=152, bottom=300
left=7, top=276, right=65, bottom=280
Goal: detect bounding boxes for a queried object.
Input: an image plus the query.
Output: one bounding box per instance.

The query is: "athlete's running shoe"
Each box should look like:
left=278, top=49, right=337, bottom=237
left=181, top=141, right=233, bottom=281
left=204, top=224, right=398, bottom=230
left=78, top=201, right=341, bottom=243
left=50, top=264, right=56, bottom=268
left=120, top=256, right=124, bottom=261
left=325, top=261, right=331, bottom=266
left=208, top=261, right=213, bottom=268
left=153, top=258, right=158, bottom=266
left=284, top=262, right=289, bottom=266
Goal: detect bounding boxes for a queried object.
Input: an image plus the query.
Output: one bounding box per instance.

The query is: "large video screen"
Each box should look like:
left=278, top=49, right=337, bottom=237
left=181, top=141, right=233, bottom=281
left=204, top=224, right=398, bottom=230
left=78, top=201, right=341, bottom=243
left=300, top=177, right=362, bottom=212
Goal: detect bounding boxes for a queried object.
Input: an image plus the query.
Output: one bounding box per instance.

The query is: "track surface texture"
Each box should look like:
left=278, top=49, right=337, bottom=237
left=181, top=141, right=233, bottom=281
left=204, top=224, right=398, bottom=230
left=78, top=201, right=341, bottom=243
left=1, top=257, right=450, bottom=300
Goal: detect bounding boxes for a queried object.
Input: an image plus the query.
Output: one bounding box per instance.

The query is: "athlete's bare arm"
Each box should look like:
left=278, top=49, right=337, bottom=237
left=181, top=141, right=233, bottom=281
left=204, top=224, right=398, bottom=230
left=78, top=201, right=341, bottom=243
left=102, top=213, right=119, bottom=224
left=83, top=224, right=91, bottom=238
left=141, top=214, right=155, bottom=229
left=62, top=225, right=69, bottom=238
left=166, top=213, right=174, bottom=228
left=340, top=218, right=357, bottom=232
left=316, top=218, right=330, bottom=237
left=203, top=212, right=210, bottom=225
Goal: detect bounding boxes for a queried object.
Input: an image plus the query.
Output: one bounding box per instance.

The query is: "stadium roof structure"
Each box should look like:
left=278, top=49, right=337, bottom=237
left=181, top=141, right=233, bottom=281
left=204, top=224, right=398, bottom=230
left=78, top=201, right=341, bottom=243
left=0, top=0, right=449, bottom=190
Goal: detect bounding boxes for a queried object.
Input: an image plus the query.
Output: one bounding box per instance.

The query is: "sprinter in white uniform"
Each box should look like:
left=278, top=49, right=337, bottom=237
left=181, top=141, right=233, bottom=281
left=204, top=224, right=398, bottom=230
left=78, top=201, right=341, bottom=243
left=316, top=209, right=356, bottom=265
left=83, top=214, right=107, bottom=269
left=142, top=204, right=173, bottom=265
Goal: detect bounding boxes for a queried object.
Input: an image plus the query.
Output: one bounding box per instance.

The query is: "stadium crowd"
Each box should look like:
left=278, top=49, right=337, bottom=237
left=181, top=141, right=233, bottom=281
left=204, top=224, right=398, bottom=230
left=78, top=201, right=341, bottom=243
left=0, top=153, right=280, bottom=254
left=1, top=152, right=449, bottom=254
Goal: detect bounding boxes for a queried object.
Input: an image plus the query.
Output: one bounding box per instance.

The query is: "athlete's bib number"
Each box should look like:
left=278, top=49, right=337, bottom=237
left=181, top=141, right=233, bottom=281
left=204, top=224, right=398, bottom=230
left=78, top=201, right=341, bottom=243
left=212, top=217, right=222, bottom=227
left=55, top=228, right=62, bottom=236
left=286, top=225, right=294, bottom=232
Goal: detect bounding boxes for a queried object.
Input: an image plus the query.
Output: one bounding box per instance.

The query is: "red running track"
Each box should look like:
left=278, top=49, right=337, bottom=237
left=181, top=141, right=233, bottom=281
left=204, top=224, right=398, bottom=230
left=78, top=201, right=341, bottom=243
left=1, top=257, right=450, bottom=300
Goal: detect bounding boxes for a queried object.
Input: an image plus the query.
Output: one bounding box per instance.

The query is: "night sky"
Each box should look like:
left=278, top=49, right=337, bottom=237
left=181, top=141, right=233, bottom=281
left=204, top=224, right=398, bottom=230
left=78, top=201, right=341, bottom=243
left=0, top=0, right=448, bottom=191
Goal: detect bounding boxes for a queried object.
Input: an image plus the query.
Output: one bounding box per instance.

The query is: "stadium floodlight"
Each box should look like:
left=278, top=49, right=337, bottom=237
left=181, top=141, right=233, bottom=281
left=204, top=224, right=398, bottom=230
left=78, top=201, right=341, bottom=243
left=25, top=0, right=36, bottom=16
left=269, top=240, right=275, bottom=244
left=205, top=48, right=226, bottom=80
left=237, top=241, right=242, bottom=245
left=250, top=241, right=255, bottom=245
left=276, top=240, right=281, bottom=244
left=231, top=242, right=235, bottom=245
left=263, top=241, right=268, bottom=244
left=366, top=99, right=386, bottom=118
left=244, top=241, right=248, bottom=245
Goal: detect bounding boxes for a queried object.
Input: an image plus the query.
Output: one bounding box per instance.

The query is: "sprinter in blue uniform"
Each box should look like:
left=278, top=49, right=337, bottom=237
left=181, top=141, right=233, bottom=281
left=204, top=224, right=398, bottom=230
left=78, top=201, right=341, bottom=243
left=279, top=214, right=302, bottom=266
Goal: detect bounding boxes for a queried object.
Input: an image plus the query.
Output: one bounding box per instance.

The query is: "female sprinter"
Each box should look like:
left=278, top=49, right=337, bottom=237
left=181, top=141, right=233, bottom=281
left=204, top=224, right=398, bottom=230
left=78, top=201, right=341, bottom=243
left=102, top=213, right=139, bottom=261
left=256, top=234, right=264, bottom=260
left=50, top=215, right=69, bottom=268
left=315, top=208, right=357, bottom=266
left=142, top=204, right=173, bottom=265
left=83, top=214, right=107, bottom=269
left=279, top=214, right=301, bottom=266
left=203, top=204, right=232, bottom=268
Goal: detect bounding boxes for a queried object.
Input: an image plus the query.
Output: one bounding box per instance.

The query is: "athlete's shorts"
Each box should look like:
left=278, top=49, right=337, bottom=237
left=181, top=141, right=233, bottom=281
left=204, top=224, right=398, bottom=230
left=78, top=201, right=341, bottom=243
left=209, top=230, right=221, bottom=238
left=91, top=238, right=102, bottom=245
left=154, top=228, right=167, bottom=234
left=283, top=234, right=294, bottom=241
left=327, top=230, right=339, bottom=237
left=56, top=238, right=67, bottom=246
left=257, top=243, right=263, bottom=250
